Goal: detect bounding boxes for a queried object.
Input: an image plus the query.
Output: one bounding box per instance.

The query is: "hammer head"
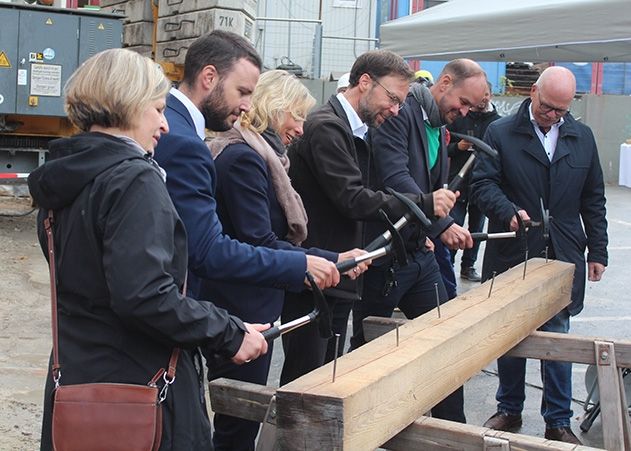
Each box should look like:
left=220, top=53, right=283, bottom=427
left=449, top=131, right=499, bottom=160
left=524, top=198, right=551, bottom=241
left=305, top=272, right=333, bottom=339
left=385, top=187, right=432, bottom=229
left=514, top=207, right=528, bottom=253
left=539, top=198, right=551, bottom=241
left=378, top=209, right=408, bottom=268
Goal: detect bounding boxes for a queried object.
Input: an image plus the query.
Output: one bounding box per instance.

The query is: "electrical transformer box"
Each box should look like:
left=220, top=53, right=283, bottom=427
left=0, top=3, right=122, bottom=117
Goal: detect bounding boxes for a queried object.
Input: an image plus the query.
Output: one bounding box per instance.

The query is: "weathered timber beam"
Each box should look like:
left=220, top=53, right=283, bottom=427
left=275, top=259, right=574, bottom=450
left=383, top=416, right=603, bottom=451
left=364, top=322, right=631, bottom=367
left=208, top=379, right=604, bottom=450
left=209, top=378, right=276, bottom=423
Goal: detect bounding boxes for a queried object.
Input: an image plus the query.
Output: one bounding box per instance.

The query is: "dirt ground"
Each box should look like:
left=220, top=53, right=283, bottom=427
left=0, top=196, right=49, bottom=450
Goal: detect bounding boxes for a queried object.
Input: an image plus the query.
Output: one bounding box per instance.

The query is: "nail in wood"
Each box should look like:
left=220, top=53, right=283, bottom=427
left=395, top=323, right=400, bottom=347
left=434, top=282, right=441, bottom=318
left=488, top=271, right=497, bottom=298
left=332, top=333, right=340, bottom=383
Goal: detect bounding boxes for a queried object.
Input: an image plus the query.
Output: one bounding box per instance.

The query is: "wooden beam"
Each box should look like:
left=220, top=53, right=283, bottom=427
left=208, top=379, right=604, bottom=450
left=364, top=324, right=631, bottom=367
left=594, top=341, right=631, bottom=451
left=275, top=259, right=574, bottom=450
left=383, top=416, right=604, bottom=451
left=209, top=378, right=276, bottom=423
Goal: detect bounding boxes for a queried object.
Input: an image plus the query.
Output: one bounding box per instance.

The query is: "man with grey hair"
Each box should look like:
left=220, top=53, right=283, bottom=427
left=471, top=66, right=608, bottom=444
left=350, top=58, right=487, bottom=422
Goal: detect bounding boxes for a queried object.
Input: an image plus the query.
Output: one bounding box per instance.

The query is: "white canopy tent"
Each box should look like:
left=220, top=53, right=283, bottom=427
left=380, top=0, right=631, bottom=62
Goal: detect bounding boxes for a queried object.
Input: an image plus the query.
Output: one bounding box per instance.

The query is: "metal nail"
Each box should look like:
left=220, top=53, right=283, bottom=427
left=434, top=282, right=441, bottom=318
left=332, top=333, right=340, bottom=383
left=396, top=323, right=400, bottom=347
left=522, top=250, right=529, bottom=280
left=488, top=271, right=497, bottom=298
left=545, top=246, right=549, bottom=263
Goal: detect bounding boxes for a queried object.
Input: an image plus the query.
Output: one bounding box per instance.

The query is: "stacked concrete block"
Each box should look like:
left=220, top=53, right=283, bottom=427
left=99, top=0, right=154, bottom=58
left=156, top=0, right=257, bottom=65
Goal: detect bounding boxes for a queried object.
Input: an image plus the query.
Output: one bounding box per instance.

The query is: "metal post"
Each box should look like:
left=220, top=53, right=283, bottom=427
left=313, top=23, right=323, bottom=79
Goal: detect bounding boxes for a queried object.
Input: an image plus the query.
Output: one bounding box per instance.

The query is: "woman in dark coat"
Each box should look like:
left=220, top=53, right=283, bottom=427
left=206, top=70, right=367, bottom=451
left=27, top=48, right=269, bottom=451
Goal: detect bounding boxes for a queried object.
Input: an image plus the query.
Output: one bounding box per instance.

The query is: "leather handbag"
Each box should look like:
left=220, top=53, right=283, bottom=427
left=44, top=210, right=180, bottom=451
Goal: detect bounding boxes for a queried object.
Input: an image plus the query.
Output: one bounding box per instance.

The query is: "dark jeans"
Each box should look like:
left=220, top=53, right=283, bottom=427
left=450, top=199, right=485, bottom=270
left=280, top=291, right=351, bottom=386
left=432, top=238, right=457, bottom=299
left=209, top=344, right=274, bottom=451
left=350, top=249, right=466, bottom=423
left=495, top=309, right=573, bottom=428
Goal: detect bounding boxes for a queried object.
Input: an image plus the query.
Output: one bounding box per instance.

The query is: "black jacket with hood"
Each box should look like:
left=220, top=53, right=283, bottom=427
left=29, top=132, right=246, bottom=450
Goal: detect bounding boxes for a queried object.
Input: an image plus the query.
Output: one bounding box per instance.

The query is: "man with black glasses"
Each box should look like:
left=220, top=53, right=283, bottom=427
left=471, top=66, right=608, bottom=444
left=350, top=59, right=487, bottom=423
left=281, top=50, right=457, bottom=384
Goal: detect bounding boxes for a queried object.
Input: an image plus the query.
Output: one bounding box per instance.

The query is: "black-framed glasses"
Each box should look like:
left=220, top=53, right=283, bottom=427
left=371, top=76, right=406, bottom=110
left=537, top=91, right=570, bottom=116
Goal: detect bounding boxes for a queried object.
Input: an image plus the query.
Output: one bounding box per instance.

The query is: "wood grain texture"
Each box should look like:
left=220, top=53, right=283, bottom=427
left=276, top=259, right=574, bottom=450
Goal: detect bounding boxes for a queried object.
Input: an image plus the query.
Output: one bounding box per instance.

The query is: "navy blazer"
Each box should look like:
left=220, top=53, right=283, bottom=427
left=471, top=99, right=608, bottom=314
left=154, top=94, right=307, bottom=298
left=201, top=142, right=337, bottom=323
left=370, top=92, right=454, bottom=247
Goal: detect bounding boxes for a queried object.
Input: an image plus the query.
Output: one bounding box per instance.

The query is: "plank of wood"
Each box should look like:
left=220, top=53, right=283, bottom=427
left=364, top=324, right=631, bottom=366
left=594, top=341, right=630, bottom=451
left=209, top=378, right=276, bottom=423
left=276, top=259, right=574, bottom=450
left=208, top=379, right=604, bottom=450
left=383, top=416, right=605, bottom=451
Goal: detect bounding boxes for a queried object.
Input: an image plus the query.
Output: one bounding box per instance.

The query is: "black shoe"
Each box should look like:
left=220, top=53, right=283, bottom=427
left=545, top=426, right=582, bottom=444
left=460, top=267, right=481, bottom=282
left=483, top=411, right=522, bottom=431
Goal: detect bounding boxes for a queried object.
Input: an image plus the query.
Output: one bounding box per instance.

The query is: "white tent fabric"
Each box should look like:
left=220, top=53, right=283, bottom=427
left=380, top=0, right=631, bottom=62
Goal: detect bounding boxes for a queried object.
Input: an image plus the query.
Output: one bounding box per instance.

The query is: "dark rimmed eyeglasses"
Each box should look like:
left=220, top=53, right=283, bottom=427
left=371, top=76, right=406, bottom=110
left=537, top=91, right=570, bottom=116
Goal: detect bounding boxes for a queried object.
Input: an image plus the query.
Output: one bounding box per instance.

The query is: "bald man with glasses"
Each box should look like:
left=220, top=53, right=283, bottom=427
left=471, top=66, right=608, bottom=444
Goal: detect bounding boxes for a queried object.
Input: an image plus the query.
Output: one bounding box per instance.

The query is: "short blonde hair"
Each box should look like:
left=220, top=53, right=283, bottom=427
left=64, top=48, right=170, bottom=131
left=242, top=70, right=315, bottom=134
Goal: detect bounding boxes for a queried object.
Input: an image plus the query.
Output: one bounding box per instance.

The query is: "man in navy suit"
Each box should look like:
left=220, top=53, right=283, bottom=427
left=154, top=31, right=340, bottom=302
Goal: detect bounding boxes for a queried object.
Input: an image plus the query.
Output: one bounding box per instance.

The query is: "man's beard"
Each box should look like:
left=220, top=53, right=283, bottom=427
left=199, top=82, right=235, bottom=132
left=357, top=96, right=382, bottom=129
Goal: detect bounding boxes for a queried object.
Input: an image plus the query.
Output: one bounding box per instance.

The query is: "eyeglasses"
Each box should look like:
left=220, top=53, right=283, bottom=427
left=537, top=91, right=569, bottom=116
left=371, top=76, right=406, bottom=110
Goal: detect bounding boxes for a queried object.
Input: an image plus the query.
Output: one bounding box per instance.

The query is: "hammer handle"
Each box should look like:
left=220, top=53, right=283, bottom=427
left=471, top=231, right=517, bottom=241
left=261, top=311, right=317, bottom=341
left=336, top=247, right=388, bottom=273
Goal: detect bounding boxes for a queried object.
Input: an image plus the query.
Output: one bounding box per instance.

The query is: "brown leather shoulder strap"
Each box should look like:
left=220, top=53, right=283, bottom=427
left=45, top=209, right=179, bottom=387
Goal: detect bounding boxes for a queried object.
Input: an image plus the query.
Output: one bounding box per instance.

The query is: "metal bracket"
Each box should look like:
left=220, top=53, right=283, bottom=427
left=483, top=436, right=510, bottom=450
left=255, top=395, right=279, bottom=451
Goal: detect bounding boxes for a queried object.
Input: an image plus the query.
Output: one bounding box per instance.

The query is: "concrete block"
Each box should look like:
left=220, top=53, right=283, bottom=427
left=123, top=21, right=153, bottom=47
left=157, top=0, right=256, bottom=18
left=124, top=44, right=153, bottom=59
left=156, top=9, right=254, bottom=43
left=100, top=0, right=153, bottom=23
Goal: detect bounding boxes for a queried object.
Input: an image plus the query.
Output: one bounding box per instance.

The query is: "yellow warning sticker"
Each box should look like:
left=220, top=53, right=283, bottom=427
left=0, top=51, right=11, bottom=68
left=97, top=23, right=105, bottom=30
left=45, top=18, right=53, bottom=25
